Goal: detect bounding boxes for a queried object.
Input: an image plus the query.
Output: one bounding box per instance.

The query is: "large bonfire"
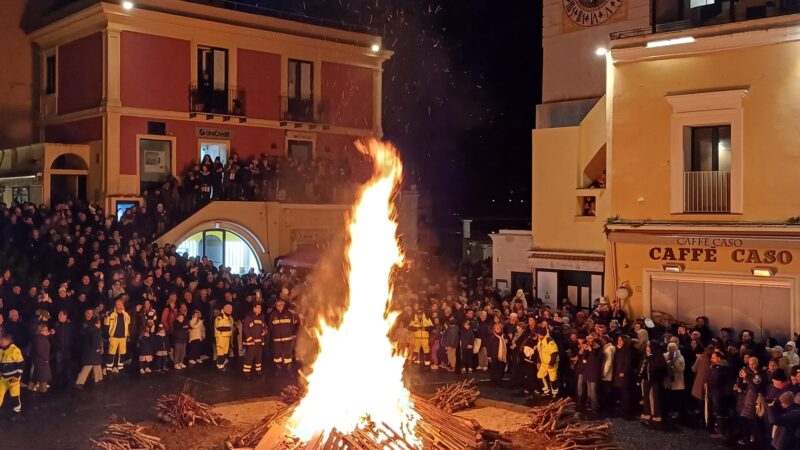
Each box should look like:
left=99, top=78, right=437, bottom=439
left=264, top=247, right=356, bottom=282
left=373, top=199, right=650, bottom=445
left=286, top=139, right=419, bottom=444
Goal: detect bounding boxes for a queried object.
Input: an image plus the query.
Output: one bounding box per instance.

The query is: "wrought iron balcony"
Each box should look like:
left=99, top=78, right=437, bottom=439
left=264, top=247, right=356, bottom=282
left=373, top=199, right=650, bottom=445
left=683, top=171, right=730, bottom=213
left=280, top=96, right=329, bottom=123
left=189, top=84, right=246, bottom=118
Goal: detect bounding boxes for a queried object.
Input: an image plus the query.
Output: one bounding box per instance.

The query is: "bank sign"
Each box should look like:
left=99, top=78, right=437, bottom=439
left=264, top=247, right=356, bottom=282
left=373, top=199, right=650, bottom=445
left=196, top=127, right=232, bottom=139
left=648, top=237, right=793, bottom=265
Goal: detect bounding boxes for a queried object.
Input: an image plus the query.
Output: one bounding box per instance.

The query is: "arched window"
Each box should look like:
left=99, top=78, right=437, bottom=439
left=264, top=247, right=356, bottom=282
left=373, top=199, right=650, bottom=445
left=51, top=153, right=88, bottom=170
left=176, top=229, right=260, bottom=273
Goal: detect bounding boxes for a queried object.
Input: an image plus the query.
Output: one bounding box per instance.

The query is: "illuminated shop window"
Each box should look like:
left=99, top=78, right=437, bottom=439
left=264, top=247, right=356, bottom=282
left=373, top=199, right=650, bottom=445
left=176, top=229, right=260, bottom=274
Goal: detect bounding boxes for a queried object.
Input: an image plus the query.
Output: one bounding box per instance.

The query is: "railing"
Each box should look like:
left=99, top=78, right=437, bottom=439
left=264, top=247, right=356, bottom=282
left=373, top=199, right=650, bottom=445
left=280, top=96, right=329, bottom=123
left=610, top=3, right=800, bottom=40
left=683, top=171, right=730, bottom=213
left=189, top=84, right=247, bottom=117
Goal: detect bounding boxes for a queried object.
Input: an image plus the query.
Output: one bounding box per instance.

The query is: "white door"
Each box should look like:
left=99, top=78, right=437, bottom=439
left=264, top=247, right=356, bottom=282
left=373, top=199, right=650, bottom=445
left=537, top=271, right=558, bottom=310
left=200, top=142, right=228, bottom=164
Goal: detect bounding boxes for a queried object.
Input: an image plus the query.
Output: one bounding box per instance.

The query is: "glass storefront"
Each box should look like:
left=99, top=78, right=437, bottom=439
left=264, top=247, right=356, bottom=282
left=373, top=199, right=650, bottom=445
left=176, top=229, right=260, bottom=274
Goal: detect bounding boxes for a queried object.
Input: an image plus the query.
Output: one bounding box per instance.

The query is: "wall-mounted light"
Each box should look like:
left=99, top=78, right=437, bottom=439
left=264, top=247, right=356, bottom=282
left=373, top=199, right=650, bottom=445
left=122, top=1, right=134, bottom=10
left=752, top=267, right=776, bottom=277
left=646, top=36, right=695, bottom=48
left=595, top=47, right=608, bottom=56
left=663, top=263, right=684, bottom=273
left=371, top=43, right=380, bottom=52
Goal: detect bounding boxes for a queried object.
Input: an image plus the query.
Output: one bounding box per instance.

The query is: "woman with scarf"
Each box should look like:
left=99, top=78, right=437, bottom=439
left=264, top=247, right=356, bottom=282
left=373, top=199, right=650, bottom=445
left=486, top=322, right=508, bottom=385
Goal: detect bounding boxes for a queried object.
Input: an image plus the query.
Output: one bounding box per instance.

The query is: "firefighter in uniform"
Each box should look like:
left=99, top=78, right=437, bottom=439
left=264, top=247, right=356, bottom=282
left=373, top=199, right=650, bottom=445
left=0, top=333, right=24, bottom=414
left=242, top=303, right=266, bottom=377
left=214, top=304, right=234, bottom=370
left=409, top=308, right=434, bottom=368
left=268, top=298, right=297, bottom=375
left=536, top=327, right=560, bottom=398
left=104, top=299, right=131, bottom=373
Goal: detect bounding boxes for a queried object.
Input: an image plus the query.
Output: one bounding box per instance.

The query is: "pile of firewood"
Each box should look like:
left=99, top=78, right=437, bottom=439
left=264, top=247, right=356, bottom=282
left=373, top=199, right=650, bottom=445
left=91, top=417, right=166, bottom=450
left=429, top=379, right=480, bottom=413
left=528, top=398, right=619, bottom=450
left=225, top=408, right=293, bottom=449
left=155, top=391, right=222, bottom=427
left=280, top=384, right=307, bottom=405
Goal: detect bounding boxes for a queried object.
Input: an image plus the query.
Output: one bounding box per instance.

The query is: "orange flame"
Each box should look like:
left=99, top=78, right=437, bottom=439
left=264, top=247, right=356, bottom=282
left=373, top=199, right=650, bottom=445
left=287, top=139, right=419, bottom=444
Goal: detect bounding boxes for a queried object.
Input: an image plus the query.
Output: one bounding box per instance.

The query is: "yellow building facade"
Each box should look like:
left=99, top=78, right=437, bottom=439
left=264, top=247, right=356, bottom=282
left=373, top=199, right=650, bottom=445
left=603, top=17, right=800, bottom=341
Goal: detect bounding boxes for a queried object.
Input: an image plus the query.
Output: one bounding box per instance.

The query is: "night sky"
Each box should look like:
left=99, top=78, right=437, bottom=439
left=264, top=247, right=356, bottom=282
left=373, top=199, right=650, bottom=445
left=227, top=0, right=542, bottom=225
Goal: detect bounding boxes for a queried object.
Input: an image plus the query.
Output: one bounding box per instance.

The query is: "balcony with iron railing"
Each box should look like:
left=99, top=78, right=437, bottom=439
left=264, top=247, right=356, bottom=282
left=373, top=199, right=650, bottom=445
left=280, top=96, right=330, bottom=124
left=683, top=170, right=730, bottom=213
left=189, top=84, right=247, bottom=120
left=610, top=0, right=800, bottom=40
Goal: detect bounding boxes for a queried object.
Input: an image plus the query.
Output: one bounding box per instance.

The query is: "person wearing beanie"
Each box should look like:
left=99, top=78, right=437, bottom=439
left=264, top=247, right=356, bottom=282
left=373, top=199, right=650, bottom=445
left=153, top=323, right=170, bottom=372
left=784, top=341, right=799, bottom=367
left=663, top=341, right=686, bottom=420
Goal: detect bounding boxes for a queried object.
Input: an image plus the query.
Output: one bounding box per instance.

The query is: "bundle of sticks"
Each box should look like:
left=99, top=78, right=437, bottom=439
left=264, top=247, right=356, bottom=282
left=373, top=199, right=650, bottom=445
left=155, top=391, right=222, bottom=427
left=528, top=398, right=619, bottom=450
left=281, top=385, right=307, bottom=405
left=226, top=408, right=295, bottom=450
left=91, top=417, right=166, bottom=450
left=227, top=395, right=484, bottom=450
left=429, top=379, right=480, bottom=413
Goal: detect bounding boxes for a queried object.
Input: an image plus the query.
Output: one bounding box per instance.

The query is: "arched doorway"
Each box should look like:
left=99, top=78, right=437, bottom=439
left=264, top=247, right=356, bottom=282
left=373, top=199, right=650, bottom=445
left=49, top=153, right=88, bottom=206
left=176, top=229, right=261, bottom=273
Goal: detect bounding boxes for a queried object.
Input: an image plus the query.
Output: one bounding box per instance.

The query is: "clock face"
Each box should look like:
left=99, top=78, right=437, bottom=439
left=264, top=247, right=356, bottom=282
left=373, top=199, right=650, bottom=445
left=563, top=0, right=623, bottom=27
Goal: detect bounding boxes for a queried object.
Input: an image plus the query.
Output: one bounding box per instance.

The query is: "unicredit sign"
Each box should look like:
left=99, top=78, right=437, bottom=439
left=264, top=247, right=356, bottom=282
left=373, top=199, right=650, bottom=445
left=195, top=127, right=232, bottom=139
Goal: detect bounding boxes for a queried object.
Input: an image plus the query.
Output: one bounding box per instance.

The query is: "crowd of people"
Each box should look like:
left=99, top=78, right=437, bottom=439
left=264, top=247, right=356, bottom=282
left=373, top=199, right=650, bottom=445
left=389, top=259, right=800, bottom=449
left=1, top=196, right=799, bottom=449
left=0, top=198, right=307, bottom=418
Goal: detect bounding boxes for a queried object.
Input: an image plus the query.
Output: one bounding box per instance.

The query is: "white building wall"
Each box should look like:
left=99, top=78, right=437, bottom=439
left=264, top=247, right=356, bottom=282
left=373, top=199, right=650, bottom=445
left=489, top=230, right=533, bottom=294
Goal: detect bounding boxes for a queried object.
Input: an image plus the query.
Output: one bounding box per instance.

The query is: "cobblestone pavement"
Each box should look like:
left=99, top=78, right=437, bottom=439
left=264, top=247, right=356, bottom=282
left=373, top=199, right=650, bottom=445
left=1, top=364, right=731, bottom=450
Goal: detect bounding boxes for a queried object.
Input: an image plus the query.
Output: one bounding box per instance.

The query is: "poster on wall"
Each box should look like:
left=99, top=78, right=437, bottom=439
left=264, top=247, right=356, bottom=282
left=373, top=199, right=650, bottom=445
left=140, top=139, right=172, bottom=183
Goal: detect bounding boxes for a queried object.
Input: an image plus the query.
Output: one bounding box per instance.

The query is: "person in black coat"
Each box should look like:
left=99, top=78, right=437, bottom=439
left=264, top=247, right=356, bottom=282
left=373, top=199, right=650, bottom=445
left=639, top=340, right=668, bottom=422
left=706, top=350, right=732, bottom=436
left=773, top=392, right=800, bottom=450
left=51, top=310, right=76, bottom=390
left=30, top=323, right=53, bottom=392
left=75, top=317, right=103, bottom=388
left=578, top=334, right=603, bottom=412
left=613, top=334, right=635, bottom=417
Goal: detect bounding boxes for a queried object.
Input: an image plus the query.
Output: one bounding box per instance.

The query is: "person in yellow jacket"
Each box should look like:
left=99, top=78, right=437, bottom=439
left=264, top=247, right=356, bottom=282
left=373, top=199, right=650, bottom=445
left=104, top=298, right=131, bottom=373
left=536, top=327, right=560, bottom=398
left=0, top=333, right=24, bottom=414
left=214, top=304, right=234, bottom=370
left=409, top=308, right=433, bottom=368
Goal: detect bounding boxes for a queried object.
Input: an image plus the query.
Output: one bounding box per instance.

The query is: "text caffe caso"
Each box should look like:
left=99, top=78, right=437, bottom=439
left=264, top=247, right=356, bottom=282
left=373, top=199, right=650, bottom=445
left=648, top=238, right=793, bottom=265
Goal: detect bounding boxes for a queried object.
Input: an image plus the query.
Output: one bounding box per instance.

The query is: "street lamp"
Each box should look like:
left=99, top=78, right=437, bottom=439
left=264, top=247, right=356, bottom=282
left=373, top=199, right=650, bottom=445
left=371, top=43, right=380, bottom=52
left=122, top=1, right=134, bottom=10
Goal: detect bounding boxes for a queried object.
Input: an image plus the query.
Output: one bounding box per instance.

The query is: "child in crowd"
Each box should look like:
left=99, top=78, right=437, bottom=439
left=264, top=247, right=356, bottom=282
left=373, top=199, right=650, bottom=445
left=188, top=310, right=206, bottom=365
left=153, top=324, right=170, bottom=372
left=173, top=313, right=189, bottom=370
left=138, top=327, right=153, bottom=374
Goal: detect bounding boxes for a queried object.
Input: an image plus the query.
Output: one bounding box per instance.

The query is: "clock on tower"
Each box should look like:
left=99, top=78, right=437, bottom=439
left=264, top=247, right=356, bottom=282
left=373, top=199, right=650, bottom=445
left=562, top=0, right=623, bottom=27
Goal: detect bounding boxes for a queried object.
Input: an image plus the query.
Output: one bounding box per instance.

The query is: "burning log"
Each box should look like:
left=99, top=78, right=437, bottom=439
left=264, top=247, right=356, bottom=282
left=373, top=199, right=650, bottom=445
left=429, top=379, right=480, bottom=413
left=154, top=391, right=222, bottom=427
left=527, top=398, right=620, bottom=450
left=91, top=416, right=166, bottom=450
left=227, top=396, right=485, bottom=450
left=281, top=384, right=307, bottom=405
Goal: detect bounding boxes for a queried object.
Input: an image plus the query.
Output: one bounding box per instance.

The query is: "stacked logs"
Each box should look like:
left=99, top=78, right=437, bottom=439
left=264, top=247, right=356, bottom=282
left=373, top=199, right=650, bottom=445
left=429, top=379, right=480, bottom=413
left=528, top=398, right=619, bottom=450
left=280, top=384, right=307, bottom=405
left=226, top=408, right=294, bottom=450
left=155, top=392, right=222, bottom=427
left=91, top=417, right=166, bottom=450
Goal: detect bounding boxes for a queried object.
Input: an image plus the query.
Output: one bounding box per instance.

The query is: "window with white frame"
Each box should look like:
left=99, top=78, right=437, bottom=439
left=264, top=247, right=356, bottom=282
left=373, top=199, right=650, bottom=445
left=666, top=89, right=747, bottom=214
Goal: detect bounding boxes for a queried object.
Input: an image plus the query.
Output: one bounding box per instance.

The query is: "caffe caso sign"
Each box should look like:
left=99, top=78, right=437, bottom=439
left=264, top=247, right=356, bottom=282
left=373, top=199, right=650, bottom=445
left=648, top=237, right=793, bottom=265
